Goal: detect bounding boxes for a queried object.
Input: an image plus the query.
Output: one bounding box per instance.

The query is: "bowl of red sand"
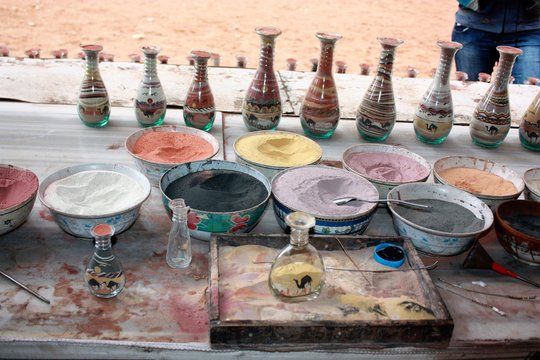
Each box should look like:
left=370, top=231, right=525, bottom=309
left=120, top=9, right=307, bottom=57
left=125, top=125, right=220, bottom=186
left=0, top=164, right=39, bottom=236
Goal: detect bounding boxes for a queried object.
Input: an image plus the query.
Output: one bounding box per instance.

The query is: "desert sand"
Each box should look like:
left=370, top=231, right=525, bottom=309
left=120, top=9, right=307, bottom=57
left=0, top=0, right=457, bottom=77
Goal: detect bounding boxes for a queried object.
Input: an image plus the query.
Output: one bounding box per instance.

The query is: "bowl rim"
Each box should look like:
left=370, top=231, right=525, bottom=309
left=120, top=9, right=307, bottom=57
left=124, top=124, right=220, bottom=166
left=233, top=130, right=322, bottom=168
left=38, top=163, right=151, bottom=218
left=159, top=159, right=272, bottom=215
left=432, top=155, right=524, bottom=199
left=495, top=199, right=540, bottom=243
left=0, top=164, right=39, bottom=215
left=387, top=183, right=494, bottom=237
left=524, top=168, right=540, bottom=198
left=271, top=164, right=379, bottom=220
left=341, top=144, right=432, bottom=186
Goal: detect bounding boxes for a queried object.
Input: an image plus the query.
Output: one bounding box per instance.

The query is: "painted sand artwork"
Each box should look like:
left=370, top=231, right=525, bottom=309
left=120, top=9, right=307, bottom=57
left=0, top=0, right=456, bottom=78
left=218, top=244, right=436, bottom=322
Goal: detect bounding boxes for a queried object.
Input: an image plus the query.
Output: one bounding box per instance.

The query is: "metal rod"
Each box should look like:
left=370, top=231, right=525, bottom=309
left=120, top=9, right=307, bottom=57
left=437, top=277, right=536, bottom=301
left=436, top=283, right=506, bottom=317
left=0, top=269, right=50, bottom=304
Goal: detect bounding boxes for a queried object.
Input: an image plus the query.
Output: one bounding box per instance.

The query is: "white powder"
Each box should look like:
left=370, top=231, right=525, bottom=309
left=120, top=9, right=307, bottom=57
left=44, top=170, right=146, bottom=215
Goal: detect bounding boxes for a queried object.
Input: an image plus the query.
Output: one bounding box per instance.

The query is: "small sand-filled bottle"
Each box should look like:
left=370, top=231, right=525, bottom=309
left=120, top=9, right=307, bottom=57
left=78, top=44, right=110, bottom=128
left=85, top=224, right=125, bottom=298
left=166, top=199, right=192, bottom=269
left=519, top=91, right=540, bottom=151
left=269, top=212, right=325, bottom=302
left=135, top=46, right=167, bottom=127
left=184, top=50, right=216, bottom=132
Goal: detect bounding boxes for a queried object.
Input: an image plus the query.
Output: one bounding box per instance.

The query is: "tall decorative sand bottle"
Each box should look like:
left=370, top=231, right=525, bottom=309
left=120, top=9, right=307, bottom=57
left=356, top=37, right=403, bottom=142
left=77, top=45, right=110, bottom=127
left=134, top=46, right=167, bottom=127
left=413, top=41, right=462, bottom=144
left=469, top=46, right=522, bottom=148
left=183, top=50, right=215, bottom=132
left=519, top=91, right=540, bottom=151
left=242, top=26, right=282, bottom=131
left=300, top=32, right=342, bottom=139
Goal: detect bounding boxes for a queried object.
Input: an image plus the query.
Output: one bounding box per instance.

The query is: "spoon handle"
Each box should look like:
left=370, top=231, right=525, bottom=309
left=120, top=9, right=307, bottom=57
left=384, top=199, right=431, bottom=209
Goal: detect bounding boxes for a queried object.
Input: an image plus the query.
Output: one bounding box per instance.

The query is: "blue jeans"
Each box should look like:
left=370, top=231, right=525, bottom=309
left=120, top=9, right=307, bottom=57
left=452, top=23, right=540, bottom=84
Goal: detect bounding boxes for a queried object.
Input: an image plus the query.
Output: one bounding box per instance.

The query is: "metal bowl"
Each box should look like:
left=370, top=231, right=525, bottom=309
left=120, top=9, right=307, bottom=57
left=342, top=144, right=431, bottom=199
left=387, top=183, right=493, bottom=256
left=524, top=168, right=540, bottom=202
left=125, top=125, right=220, bottom=186
left=0, top=164, right=39, bottom=236
left=160, top=159, right=271, bottom=241
left=38, top=163, right=151, bottom=238
left=433, top=156, right=524, bottom=211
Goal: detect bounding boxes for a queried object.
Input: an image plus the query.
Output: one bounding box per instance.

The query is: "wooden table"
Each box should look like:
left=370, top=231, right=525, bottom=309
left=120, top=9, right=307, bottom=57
left=0, top=60, right=539, bottom=359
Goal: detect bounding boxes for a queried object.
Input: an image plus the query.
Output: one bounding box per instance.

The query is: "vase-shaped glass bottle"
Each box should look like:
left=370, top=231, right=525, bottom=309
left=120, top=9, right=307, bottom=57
left=269, top=212, right=325, bottom=302
left=413, top=41, right=462, bottom=144
left=242, top=26, right=282, bottom=131
left=78, top=45, right=110, bottom=128
left=184, top=50, right=216, bottom=132
left=469, top=46, right=522, bottom=148
left=519, top=91, right=540, bottom=151
left=356, top=37, right=404, bottom=142
left=166, top=199, right=192, bottom=269
left=85, top=224, right=125, bottom=298
left=135, top=46, right=167, bottom=127
left=300, top=32, right=342, bottom=139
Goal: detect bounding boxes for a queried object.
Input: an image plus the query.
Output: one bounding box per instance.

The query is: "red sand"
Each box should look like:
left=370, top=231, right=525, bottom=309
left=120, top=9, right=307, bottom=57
left=132, top=132, right=215, bottom=163
left=0, top=166, right=38, bottom=210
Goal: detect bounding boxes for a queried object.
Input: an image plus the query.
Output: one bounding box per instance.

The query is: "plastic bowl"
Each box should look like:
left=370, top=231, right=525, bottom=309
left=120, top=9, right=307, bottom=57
left=495, top=200, right=540, bottom=266
left=38, top=163, right=151, bottom=238
left=0, top=164, right=39, bottom=236
left=160, top=159, right=271, bottom=241
left=342, top=144, right=431, bottom=199
left=125, top=125, right=220, bottom=186
left=387, top=183, right=493, bottom=256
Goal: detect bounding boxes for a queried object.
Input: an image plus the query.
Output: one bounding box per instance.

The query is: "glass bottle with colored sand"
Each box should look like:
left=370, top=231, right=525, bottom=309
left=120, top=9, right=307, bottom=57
left=166, top=198, right=192, bottom=269
left=356, top=37, right=403, bottom=142
left=413, top=40, right=462, bottom=144
left=184, top=50, right=216, bottom=132
left=519, top=91, right=540, bottom=151
left=85, top=224, right=125, bottom=298
left=77, top=44, right=110, bottom=128
left=269, top=212, right=325, bottom=302
left=135, top=46, right=167, bottom=127
left=242, top=26, right=282, bottom=131
left=300, top=32, right=342, bottom=139
left=469, top=46, right=522, bottom=148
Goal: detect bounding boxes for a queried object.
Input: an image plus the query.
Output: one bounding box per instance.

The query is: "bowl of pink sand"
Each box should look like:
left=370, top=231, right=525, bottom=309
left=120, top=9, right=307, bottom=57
left=125, top=125, right=220, bottom=186
left=0, top=164, right=39, bottom=236
left=342, top=144, right=431, bottom=199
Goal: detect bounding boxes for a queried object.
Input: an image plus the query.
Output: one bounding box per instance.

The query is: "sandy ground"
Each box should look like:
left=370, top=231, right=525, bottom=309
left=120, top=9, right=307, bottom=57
left=0, top=0, right=457, bottom=77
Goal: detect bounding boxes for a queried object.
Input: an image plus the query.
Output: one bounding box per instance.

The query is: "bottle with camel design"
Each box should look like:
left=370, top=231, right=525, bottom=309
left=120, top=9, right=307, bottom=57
left=85, top=224, right=125, bottom=298
left=469, top=46, right=522, bottom=148
left=356, top=37, right=403, bottom=142
left=519, top=91, right=540, bottom=151
left=184, top=50, right=215, bottom=131
left=300, top=32, right=342, bottom=139
left=242, top=26, right=282, bottom=131
left=135, top=46, right=167, bottom=127
left=269, top=212, right=325, bottom=302
left=413, top=40, right=462, bottom=144
left=77, top=45, right=110, bottom=127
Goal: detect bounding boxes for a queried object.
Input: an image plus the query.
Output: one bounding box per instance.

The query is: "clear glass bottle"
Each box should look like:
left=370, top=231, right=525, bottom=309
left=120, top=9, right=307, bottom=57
left=84, top=224, right=125, bottom=298
left=242, top=26, right=282, bottom=131
left=77, top=44, right=110, bottom=128
left=134, top=46, right=167, bottom=127
left=183, top=50, right=216, bottom=132
left=300, top=32, right=342, bottom=139
left=269, top=212, right=325, bottom=302
left=166, top=199, right=192, bottom=269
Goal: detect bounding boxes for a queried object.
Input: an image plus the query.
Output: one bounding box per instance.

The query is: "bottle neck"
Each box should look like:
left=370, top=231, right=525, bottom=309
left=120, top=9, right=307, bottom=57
left=434, top=47, right=458, bottom=86
left=376, top=45, right=397, bottom=78
left=144, top=53, right=158, bottom=78
left=289, top=227, right=309, bottom=247
left=317, top=41, right=335, bottom=76
left=94, top=236, right=112, bottom=250
left=491, top=52, right=518, bottom=92
left=257, top=36, right=275, bottom=71
left=172, top=208, right=189, bottom=224
left=84, top=51, right=100, bottom=75
left=194, top=58, right=209, bottom=82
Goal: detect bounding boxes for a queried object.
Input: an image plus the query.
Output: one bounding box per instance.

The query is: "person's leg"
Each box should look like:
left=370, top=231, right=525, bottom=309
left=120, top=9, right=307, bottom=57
left=499, top=28, right=540, bottom=84
left=452, top=23, right=499, bottom=81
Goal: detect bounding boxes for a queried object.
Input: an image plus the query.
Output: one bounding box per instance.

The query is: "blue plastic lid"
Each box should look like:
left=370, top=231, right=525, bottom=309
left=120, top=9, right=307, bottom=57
left=373, top=243, right=405, bottom=268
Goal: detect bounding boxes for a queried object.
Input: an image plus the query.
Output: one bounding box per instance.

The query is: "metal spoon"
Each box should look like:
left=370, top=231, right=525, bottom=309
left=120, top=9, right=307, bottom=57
left=332, top=196, right=432, bottom=210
